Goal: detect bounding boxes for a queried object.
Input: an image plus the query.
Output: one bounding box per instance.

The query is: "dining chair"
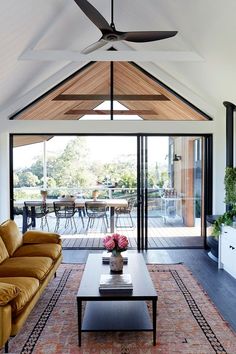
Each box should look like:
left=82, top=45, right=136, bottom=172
left=24, top=201, right=49, bottom=231
left=85, top=201, right=109, bottom=232
left=115, top=197, right=136, bottom=228
left=77, top=207, right=85, bottom=227
left=53, top=201, right=77, bottom=232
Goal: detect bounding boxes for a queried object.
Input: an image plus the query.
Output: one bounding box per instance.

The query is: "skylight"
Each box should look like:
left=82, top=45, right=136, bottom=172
left=79, top=101, right=143, bottom=121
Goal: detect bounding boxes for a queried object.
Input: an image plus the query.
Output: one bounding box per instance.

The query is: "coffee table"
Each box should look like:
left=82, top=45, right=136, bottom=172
left=76, top=253, right=158, bottom=346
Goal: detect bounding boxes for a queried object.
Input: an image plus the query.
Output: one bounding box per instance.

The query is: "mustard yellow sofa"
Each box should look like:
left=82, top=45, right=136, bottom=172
left=0, top=219, right=62, bottom=353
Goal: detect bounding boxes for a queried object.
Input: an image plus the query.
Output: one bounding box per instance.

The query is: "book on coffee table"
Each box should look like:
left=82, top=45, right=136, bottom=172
left=102, top=251, right=128, bottom=264
left=99, top=273, right=133, bottom=294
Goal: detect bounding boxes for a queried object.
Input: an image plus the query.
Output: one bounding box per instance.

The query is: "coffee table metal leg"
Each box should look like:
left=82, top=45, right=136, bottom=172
left=77, top=299, right=82, bottom=346
left=152, top=299, right=157, bottom=346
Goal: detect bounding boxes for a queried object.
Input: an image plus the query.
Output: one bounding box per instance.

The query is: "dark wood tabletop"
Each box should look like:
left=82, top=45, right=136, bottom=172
left=77, top=253, right=157, bottom=300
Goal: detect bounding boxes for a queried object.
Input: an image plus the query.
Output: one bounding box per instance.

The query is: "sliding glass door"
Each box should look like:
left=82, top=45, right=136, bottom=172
left=137, top=135, right=209, bottom=250
left=11, top=134, right=211, bottom=250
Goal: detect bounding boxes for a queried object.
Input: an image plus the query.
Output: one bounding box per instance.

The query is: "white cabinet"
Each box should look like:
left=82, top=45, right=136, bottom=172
left=219, top=226, right=236, bottom=279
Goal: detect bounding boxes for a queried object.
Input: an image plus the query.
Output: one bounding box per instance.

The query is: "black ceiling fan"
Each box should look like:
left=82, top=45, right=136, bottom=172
left=74, top=0, right=178, bottom=54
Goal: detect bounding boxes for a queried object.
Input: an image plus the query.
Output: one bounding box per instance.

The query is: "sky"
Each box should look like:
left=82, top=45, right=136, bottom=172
left=13, top=135, right=169, bottom=169
left=79, top=101, right=143, bottom=121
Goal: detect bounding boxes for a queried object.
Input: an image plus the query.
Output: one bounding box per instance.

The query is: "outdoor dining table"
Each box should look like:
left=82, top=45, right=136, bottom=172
left=14, top=198, right=128, bottom=233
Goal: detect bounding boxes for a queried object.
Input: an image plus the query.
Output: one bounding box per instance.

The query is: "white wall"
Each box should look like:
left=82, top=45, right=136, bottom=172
left=0, top=130, right=10, bottom=221
left=0, top=110, right=226, bottom=223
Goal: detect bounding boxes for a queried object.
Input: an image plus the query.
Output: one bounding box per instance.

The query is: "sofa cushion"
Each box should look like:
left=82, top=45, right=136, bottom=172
left=0, top=220, right=23, bottom=256
left=23, top=230, right=61, bottom=244
left=13, top=244, right=61, bottom=260
left=0, top=237, right=9, bottom=264
left=0, top=277, right=39, bottom=315
left=0, top=281, right=20, bottom=306
left=0, top=257, right=53, bottom=281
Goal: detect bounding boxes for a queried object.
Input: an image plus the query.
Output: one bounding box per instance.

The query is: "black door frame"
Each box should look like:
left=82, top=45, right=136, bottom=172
left=10, top=133, right=212, bottom=251
left=137, top=134, right=213, bottom=251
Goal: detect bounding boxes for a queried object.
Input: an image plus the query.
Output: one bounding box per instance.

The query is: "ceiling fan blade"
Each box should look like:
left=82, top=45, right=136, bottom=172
left=123, top=31, right=178, bottom=43
left=74, top=0, right=111, bottom=32
left=81, top=38, right=108, bottom=54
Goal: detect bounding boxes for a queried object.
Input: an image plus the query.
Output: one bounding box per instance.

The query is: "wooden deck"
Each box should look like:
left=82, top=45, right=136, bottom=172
left=15, top=212, right=203, bottom=249
left=19, top=212, right=203, bottom=249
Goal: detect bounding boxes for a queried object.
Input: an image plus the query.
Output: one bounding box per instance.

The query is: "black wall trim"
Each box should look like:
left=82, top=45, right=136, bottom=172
left=223, top=101, right=236, bottom=212
left=144, top=136, right=148, bottom=251
left=137, top=135, right=141, bottom=252
left=223, top=101, right=236, bottom=168
left=9, top=135, right=14, bottom=219
left=203, top=135, right=213, bottom=248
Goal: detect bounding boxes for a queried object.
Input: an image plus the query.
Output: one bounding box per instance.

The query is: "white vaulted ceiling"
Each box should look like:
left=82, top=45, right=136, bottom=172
left=0, top=0, right=236, bottom=118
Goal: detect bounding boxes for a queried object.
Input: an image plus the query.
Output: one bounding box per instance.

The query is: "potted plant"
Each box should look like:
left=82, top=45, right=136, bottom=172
left=209, top=167, right=236, bottom=259
left=40, top=189, right=48, bottom=202
left=103, top=233, right=129, bottom=273
left=92, top=189, right=99, bottom=201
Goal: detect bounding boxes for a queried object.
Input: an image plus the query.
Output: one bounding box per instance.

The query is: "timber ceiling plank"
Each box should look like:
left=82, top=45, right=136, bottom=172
left=13, top=135, right=53, bottom=147
left=115, top=62, right=206, bottom=121
left=17, top=62, right=109, bottom=120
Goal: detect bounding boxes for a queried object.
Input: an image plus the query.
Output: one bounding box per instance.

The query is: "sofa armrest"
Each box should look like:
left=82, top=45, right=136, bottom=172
left=0, top=304, right=12, bottom=350
left=23, top=230, right=61, bottom=244
left=0, top=282, right=20, bottom=306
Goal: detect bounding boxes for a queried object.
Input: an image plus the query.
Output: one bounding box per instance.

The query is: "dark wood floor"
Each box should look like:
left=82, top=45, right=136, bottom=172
left=62, top=248, right=236, bottom=332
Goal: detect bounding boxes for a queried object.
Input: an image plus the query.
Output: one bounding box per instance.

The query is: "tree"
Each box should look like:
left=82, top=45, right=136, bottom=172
left=30, top=159, right=43, bottom=180
left=118, top=171, right=136, bottom=188
left=13, top=138, right=149, bottom=194
left=13, top=173, right=19, bottom=187
left=18, top=172, right=39, bottom=187
left=49, top=137, right=94, bottom=188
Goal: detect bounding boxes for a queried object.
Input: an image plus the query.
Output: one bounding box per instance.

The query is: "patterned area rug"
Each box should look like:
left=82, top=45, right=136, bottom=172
left=3, top=264, right=236, bottom=354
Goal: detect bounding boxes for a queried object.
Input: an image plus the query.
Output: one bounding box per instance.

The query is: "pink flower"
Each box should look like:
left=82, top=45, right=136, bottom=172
left=118, top=235, right=129, bottom=250
left=112, top=234, right=120, bottom=241
left=103, top=235, right=113, bottom=246
left=104, top=239, right=115, bottom=251
left=103, top=233, right=129, bottom=253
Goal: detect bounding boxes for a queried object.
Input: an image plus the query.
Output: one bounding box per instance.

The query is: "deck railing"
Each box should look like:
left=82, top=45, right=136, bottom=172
left=14, top=186, right=139, bottom=201
left=13, top=187, right=201, bottom=225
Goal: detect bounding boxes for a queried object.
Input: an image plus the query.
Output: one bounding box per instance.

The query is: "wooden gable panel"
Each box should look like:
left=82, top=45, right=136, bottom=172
left=16, top=62, right=109, bottom=120
left=14, top=61, right=209, bottom=121
left=114, top=62, right=206, bottom=121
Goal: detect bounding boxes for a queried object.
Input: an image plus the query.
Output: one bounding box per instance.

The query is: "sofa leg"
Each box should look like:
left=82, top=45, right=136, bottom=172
left=54, top=272, right=57, bottom=278
left=5, top=340, right=9, bottom=353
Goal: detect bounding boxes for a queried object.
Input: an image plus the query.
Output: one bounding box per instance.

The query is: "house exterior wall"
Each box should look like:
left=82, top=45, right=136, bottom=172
left=171, top=136, right=200, bottom=227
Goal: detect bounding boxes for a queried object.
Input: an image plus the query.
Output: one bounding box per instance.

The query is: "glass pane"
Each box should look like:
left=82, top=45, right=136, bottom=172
left=146, top=136, right=203, bottom=248
left=12, top=135, right=138, bottom=247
